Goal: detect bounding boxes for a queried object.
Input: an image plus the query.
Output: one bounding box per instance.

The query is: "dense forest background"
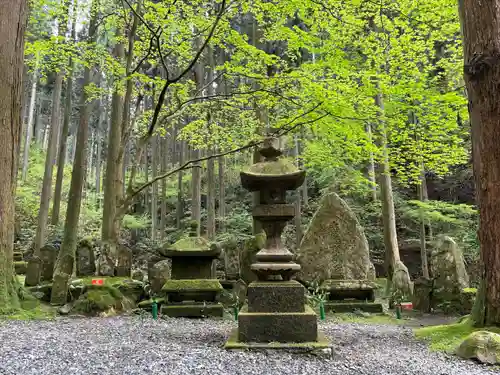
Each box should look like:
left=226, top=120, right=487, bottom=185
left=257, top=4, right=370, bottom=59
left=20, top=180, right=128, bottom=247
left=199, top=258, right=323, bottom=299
left=14, top=0, right=479, bottom=298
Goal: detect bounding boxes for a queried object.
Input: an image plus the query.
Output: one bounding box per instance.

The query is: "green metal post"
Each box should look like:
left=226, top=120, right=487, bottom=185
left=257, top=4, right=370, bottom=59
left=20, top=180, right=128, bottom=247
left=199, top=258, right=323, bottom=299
left=233, top=305, right=239, bottom=321
left=152, top=299, right=158, bottom=320
left=395, top=304, right=402, bottom=319
left=320, top=301, right=326, bottom=320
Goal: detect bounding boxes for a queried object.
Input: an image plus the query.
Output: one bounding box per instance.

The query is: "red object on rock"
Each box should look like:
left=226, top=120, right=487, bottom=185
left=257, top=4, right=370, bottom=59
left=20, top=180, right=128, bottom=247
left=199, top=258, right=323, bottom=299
left=401, top=302, right=413, bottom=310
left=92, top=279, right=104, bottom=285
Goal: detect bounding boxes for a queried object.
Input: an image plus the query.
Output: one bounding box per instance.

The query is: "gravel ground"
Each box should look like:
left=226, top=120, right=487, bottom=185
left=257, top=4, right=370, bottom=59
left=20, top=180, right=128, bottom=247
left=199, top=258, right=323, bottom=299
left=0, top=316, right=496, bottom=375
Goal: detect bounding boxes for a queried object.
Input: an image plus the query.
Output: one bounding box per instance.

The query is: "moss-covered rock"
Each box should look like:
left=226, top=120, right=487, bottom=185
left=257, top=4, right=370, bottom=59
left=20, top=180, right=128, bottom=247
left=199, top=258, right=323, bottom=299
left=111, top=279, right=145, bottom=303
left=72, top=284, right=134, bottom=316
left=456, top=331, right=500, bottom=364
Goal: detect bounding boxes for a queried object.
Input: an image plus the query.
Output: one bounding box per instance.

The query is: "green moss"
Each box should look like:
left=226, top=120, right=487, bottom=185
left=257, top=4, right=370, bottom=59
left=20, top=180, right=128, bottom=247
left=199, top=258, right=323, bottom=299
left=4, top=303, right=56, bottom=320
left=162, top=279, right=223, bottom=292
left=168, top=237, right=211, bottom=251
left=245, top=158, right=298, bottom=175
left=72, top=276, right=129, bottom=286
left=414, top=319, right=500, bottom=353
left=462, top=287, right=477, bottom=294
left=138, top=297, right=165, bottom=308
left=72, top=284, right=128, bottom=315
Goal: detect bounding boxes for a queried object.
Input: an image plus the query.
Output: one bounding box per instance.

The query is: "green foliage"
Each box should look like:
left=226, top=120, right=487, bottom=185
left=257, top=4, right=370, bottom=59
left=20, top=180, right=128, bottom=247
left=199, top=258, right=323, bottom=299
left=415, top=319, right=500, bottom=353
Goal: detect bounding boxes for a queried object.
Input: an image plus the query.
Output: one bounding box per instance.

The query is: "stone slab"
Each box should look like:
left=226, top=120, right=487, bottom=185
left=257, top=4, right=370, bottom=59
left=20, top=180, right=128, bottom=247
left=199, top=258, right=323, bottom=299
left=160, top=303, right=224, bottom=318
left=324, top=301, right=383, bottom=313
left=225, top=328, right=331, bottom=354
left=238, top=305, right=318, bottom=343
left=247, top=281, right=305, bottom=312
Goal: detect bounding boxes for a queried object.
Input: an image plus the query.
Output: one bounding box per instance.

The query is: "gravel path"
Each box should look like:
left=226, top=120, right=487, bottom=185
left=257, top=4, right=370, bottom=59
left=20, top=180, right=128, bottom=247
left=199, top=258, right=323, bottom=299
left=0, top=316, right=495, bottom=375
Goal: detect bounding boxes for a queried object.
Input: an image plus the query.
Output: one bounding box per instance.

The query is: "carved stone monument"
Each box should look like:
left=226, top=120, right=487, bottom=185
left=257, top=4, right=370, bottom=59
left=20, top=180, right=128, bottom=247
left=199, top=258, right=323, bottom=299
left=225, top=137, right=328, bottom=350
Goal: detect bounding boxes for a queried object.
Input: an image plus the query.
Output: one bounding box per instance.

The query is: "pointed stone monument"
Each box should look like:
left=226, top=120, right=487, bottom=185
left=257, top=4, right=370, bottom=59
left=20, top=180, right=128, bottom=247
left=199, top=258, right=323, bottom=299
left=225, top=137, right=329, bottom=350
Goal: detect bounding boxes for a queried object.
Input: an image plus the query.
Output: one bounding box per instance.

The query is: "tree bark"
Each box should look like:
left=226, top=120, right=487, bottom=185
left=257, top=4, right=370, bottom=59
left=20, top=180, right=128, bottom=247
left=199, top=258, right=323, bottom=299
left=22, top=55, right=39, bottom=181
left=52, top=51, right=75, bottom=226
left=160, top=136, right=167, bottom=239
left=151, top=135, right=158, bottom=240
left=294, top=135, right=303, bottom=247
left=176, top=134, right=184, bottom=229
left=33, top=2, right=71, bottom=263
left=417, top=162, right=430, bottom=279
left=101, top=27, right=125, bottom=258
left=0, top=0, right=28, bottom=312
left=459, top=0, right=500, bottom=326
left=375, top=93, right=401, bottom=294
left=51, top=0, right=99, bottom=304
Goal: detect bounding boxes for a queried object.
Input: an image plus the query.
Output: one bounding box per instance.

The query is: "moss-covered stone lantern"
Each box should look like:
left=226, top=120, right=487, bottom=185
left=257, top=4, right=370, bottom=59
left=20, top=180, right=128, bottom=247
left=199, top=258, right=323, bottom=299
left=226, top=137, right=329, bottom=350
left=161, top=222, right=224, bottom=318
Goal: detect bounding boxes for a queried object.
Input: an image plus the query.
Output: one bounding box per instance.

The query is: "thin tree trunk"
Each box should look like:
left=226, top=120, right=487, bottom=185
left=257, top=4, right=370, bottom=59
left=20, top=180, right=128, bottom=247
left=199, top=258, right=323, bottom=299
left=22, top=55, right=39, bottom=181
left=176, top=135, right=184, bottom=229
left=0, top=0, right=28, bottom=312
left=459, top=0, right=500, bottom=326
left=375, top=93, right=401, bottom=294
left=417, top=162, right=430, bottom=279
left=52, top=53, right=75, bottom=226
left=95, top=95, right=105, bottom=207
left=294, top=135, right=302, bottom=247
left=151, top=135, right=158, bottom=240
left=366, top=122, right=377, bottom=201
left=206, top=46, right=216, bottom=239
left=160, top=136, right=167, bottom=239
left=51, top=0, right=99, bottom=304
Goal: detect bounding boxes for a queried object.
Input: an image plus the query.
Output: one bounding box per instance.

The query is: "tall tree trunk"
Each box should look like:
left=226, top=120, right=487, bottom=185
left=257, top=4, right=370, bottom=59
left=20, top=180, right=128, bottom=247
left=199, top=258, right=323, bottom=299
left=51, top=0, right=99, bottom=303
left=160, top=136, right=167, bottom=239
left=101, top=27, right=125, bottom=260
left=366, top=122, right=377, bottom=201
left=417, top=162, right=430, bottom=279
left=22, top=55, right=39, bottom=181
left=0, top=0, right=28, bottom=312
left=32, top=1, right=71, bottom=270
left=52, top=54, right=75, bottom=226
left=151, top=135, right=158, bottom=240
left=459, top=0, right=500, bottom=326
left=34, top=95, right=43, bottom=146
left=176, top=135, right=184, bottom=229
left=375, top=93, right=402, bottom=296
left=294, top=135, right=303, bottom=247
left=206, top=47, right=216, bottom=240
left=95, top=95, right=105, bottom=208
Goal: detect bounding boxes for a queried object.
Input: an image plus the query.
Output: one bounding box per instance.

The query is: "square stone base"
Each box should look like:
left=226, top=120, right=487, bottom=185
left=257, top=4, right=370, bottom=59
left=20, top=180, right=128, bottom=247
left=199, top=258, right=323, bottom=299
left=248, top=281, right=304, bottom=312
left=238, top=304, right=318, bottom=343
left=324, top=301, right=383, bottom=313
left=160, top=303, right=224, bottom=318
left=225, top=328, right=331, bottom=353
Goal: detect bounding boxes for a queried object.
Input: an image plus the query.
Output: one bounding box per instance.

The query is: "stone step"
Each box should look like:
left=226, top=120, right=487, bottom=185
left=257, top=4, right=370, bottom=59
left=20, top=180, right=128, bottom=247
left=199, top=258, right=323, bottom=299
left=160, top=303, right=223, bottom=318
left=238, top=305, right=318, bottom=343
left=247, top=280, right=305, bottom=313
left=324, top=301, right=383, bottom=313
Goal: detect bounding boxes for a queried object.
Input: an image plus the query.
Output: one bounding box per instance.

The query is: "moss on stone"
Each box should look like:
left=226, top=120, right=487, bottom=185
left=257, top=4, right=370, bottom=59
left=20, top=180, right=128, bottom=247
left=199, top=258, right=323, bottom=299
left=245, top=159, right=298, bottom=175
left=456, top=331, right=500, bottom=364
left=72, top=284, right=133, bottom=315
left=462, top=287, right=477, bottom=294
left=138, top=297, right=165, bottom=308
left=167, top=237, right=211, bottom=251
left=162, top=279, right=223, bottom=292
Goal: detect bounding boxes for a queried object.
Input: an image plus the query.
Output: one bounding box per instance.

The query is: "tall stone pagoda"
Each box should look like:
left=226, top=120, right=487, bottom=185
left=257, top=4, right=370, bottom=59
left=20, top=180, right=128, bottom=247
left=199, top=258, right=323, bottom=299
left=161, top=222, right=224, bottom=318
left=226, top=137, right=328, bottom=349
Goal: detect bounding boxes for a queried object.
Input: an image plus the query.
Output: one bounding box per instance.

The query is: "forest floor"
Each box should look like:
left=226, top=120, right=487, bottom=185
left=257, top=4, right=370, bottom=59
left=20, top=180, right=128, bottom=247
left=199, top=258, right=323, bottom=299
left=0, top=315, right=496, bottom=375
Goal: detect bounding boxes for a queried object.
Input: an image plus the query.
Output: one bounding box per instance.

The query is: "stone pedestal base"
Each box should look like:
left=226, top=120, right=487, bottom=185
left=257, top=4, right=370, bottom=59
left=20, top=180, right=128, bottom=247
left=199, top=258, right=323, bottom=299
left=238, top=304, right=318, bottom=343
left=248, top=281, right=304, bottom=312
left=161, top=303, right=224, bottom=318
left=324, top=301, right=383, bottom=313
left=225, top=328, right=331, bottom=353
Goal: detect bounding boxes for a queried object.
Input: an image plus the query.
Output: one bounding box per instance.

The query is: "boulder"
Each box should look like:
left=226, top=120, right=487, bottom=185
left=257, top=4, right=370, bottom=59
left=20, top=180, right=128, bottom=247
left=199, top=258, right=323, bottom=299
left=221, top=238, right=241, bottom=280
left=149, top=260, right=171, bottom=295
left=40, top=244, right=58, bottom=282
left=456, top=331, right=500, bottom=365
left=296, top=191, right=374, bottom=282
left=392, top=260, right=413, bottom=300
left=430, top=236, right=469, bottom=312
